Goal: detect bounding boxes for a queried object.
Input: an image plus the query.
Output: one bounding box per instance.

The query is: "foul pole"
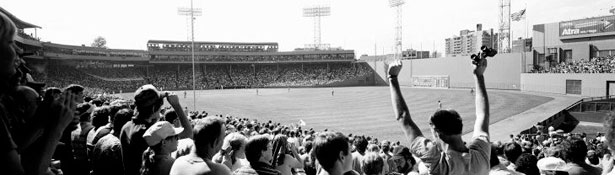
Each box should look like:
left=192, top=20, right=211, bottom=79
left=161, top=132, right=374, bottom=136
left=178, top=0, right=202, bottom=110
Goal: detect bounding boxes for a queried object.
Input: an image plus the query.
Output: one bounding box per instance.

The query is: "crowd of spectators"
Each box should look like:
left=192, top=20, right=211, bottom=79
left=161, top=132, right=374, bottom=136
left=28, top=62, right=145, bottom=94
left=148, top=43, right=278, bottom=52
left=17, top=29, right=39, bottom=41
left=531, top=55, right=615, bottom=73
left=149, top=53, right=355, bottom=62
left=26, top=61, right=374, bottom=93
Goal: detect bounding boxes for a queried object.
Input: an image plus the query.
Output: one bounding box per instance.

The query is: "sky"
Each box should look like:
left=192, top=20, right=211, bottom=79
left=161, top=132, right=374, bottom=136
left=4, top=0, right=615, bottom=57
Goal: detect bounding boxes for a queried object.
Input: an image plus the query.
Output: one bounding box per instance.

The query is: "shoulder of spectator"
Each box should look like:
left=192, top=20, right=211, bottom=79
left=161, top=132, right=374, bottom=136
left=208, top=161, right=232, bottom=175
left=409, top=136, right=441, bottom=163
left=470, top=134, right=489, bottom=144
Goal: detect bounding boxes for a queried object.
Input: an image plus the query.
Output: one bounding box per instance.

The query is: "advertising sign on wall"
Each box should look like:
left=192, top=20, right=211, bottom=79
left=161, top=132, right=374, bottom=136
left=559, top=15, right=615, bottom=38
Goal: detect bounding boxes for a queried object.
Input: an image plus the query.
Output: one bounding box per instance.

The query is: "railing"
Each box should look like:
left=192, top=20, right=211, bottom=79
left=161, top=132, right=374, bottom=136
left=581, top=95, right=615, bottom=103
left=567, top=95, right=615, bottom=112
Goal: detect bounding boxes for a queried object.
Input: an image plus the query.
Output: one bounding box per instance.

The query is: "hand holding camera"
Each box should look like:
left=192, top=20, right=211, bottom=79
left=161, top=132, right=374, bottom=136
left=470, top=45, right=496, bottom=76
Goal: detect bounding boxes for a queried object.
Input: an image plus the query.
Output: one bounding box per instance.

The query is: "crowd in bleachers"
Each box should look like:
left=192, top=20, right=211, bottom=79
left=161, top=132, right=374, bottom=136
left=43, top=43, right=148, bottom=58
left=17, top=30, right=39, bottom=41
left=147, top=42, right=278, bottom=52
left=531, top=56, right=615, bottom=73
left=149, top=53, right=355, bottom=62
left=26, top=60, right=373, bottom=92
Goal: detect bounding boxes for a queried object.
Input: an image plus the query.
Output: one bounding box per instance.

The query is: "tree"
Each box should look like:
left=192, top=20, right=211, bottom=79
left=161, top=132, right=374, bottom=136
left=91, top=36, right=107, bottom=48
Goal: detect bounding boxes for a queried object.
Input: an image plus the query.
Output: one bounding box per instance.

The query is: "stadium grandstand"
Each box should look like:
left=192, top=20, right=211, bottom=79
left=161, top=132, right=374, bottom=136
left=22, top=39, right=373, bottom=93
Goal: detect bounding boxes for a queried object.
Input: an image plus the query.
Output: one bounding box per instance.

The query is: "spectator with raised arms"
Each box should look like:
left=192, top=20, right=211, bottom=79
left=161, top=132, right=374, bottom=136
left=387, top=54, right=491, bottom=174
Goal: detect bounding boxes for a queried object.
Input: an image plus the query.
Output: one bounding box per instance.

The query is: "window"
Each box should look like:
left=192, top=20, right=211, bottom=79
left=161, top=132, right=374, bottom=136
left=598, top=49, right=615, bottom=57
left=566, top=80, right=582, bottom=95
left=563, top=50, right=572, bottom=63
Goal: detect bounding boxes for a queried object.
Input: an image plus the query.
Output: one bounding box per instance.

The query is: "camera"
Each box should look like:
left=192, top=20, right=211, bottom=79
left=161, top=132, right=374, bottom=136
left=471, top=45, right=497, bottom=65
left=480, top=45, right=497, bottom=57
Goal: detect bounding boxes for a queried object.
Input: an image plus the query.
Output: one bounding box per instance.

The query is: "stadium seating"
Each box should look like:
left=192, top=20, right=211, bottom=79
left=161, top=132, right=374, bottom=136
left=531, top=56, right=615, bottom=73
left=27, top=59, right=373, bottom=93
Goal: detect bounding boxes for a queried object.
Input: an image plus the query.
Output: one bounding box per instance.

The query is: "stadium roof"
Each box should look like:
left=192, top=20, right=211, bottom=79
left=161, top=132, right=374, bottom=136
left=0, top=7, right=41, bottom=29
left=148, top=40, right=278, bottom=45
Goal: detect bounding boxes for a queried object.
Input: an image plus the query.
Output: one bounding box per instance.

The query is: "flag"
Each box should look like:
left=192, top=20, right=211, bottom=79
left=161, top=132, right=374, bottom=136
left=298, top=119, right=306, bottom=126
left=511, top=9, right=526, bottom=22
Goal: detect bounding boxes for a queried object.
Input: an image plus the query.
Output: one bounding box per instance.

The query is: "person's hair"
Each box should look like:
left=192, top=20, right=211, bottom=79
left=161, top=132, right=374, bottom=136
left=140, top=143, right=163, bottom=175
left=134, top=100, right=163, bottom=121
left=0, top=11, right=15, bottom=44
left=361, top=153, right=384, bottom=175
left=605, top=112, right=615, bottom=151
left=164, top=109, right=178, bottom=122
left=245, top=134, right=271, bottom=163
left=558, top=137, right=587, bottom=163
left=313, top=132, right=350, bottom=171
left=429, top=109, right=462, bottom=135
left=304, top=141, right=313, bottom=153
left=504, top=142, right=522, bottom=163
left=381, top=141, right=390, bottom=153
left=193, top=117, right=225, bottom=159
left=490, top=145, right=500, bottom=168
left=272, top=134, right=289, bottom=166
left=64, top=84, right=84, bottom=94
left=224, top=132, right=248, bottom=164
left=43, top=87, right=62, bottom=101
left=367, top=144, right=380, bottom=153
left=91, top=106, right=110, bottom=128
left=353, top=136, right=368, bottom=153
left=514, top=153, right=539, bottom=175
left=113, top=108, right=133, bottom=134
left=587, top=151, right=599, bottom=165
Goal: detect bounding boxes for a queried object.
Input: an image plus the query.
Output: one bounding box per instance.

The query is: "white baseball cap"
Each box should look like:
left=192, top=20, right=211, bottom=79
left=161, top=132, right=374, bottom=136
left=143, top=121, right=183, bottom=146
left=537, top=157, right=567, bottom=172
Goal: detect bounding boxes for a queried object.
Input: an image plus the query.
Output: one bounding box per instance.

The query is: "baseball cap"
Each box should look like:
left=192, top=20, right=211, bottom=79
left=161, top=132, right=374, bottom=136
left=134, top=84, right=168, bottom=108
left=536, top=157, right=567, bottom=171
left=143, top=121, right=184, bottom=146
left=392, top=145, right=411, bottom=159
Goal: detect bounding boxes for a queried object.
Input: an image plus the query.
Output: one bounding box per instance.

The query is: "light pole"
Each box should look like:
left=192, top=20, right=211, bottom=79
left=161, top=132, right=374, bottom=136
left=389, top=0, right=404, bottom=60
left=303, top=5, right=331, bottom=50
left=178, top=0, right=202, bottom=110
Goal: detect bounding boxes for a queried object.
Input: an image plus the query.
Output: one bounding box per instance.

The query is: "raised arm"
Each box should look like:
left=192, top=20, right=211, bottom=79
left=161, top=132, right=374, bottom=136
left=472, top=55, right=490, bottom=138
left=388, top=60, right=423, bottom=142
left=24, top=92, right=77, bottom=175
left=167, top=94, right=194, bottom=139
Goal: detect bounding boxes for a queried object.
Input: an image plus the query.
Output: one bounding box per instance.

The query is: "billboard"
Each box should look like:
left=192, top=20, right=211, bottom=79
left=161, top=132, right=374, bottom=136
left=559, top=15, right=615, bottom=37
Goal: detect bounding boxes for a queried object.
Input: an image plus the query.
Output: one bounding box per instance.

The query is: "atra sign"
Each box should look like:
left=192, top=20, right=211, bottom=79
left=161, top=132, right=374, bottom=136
left=560, top=15, right=615, bottom=37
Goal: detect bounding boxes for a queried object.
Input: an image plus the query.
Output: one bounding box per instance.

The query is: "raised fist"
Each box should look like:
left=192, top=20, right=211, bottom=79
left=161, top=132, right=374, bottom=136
left=388, top=60, right=402, bottom=77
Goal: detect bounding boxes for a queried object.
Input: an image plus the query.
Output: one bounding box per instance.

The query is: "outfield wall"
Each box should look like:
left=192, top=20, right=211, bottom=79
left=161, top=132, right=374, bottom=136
left=521, top=73, right=615, bottom=97
left=366, top=52, right=531, bottom=89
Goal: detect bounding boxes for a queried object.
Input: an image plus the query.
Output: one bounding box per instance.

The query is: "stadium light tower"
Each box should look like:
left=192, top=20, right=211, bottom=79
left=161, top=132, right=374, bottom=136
left=389, top=0, right=404, bottom=60
left=498, top=0, right=511, bottom=53
left=303, top=5, right=331, bottom=50
left=178, top=0, right=201, bottom=110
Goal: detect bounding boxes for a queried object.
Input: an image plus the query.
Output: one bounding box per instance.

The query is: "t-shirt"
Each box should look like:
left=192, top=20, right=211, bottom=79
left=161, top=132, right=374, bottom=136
left=409, top=135, right=491, bottom=175
left=150, top=155, right=176, bottom=175
left=565, top=162, right=601, bottom=175
left=170, top=155, right=231, bottom=175
left=120, top=119, right=154, bottom=175
left=251, top=161, right=282, bottom=175
left=71, top=124, right=93, bottom=162
left=351, top=151, right=365, bottom=174
left=91, top=134, right=124, bottom=175
left=275, top=154, right=301, bottom=175
left=490, top=164, right=525, bottom=175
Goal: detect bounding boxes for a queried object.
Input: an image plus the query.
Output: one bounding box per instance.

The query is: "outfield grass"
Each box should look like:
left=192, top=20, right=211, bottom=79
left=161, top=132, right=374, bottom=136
left=118, top=86, right=553, bottom=144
